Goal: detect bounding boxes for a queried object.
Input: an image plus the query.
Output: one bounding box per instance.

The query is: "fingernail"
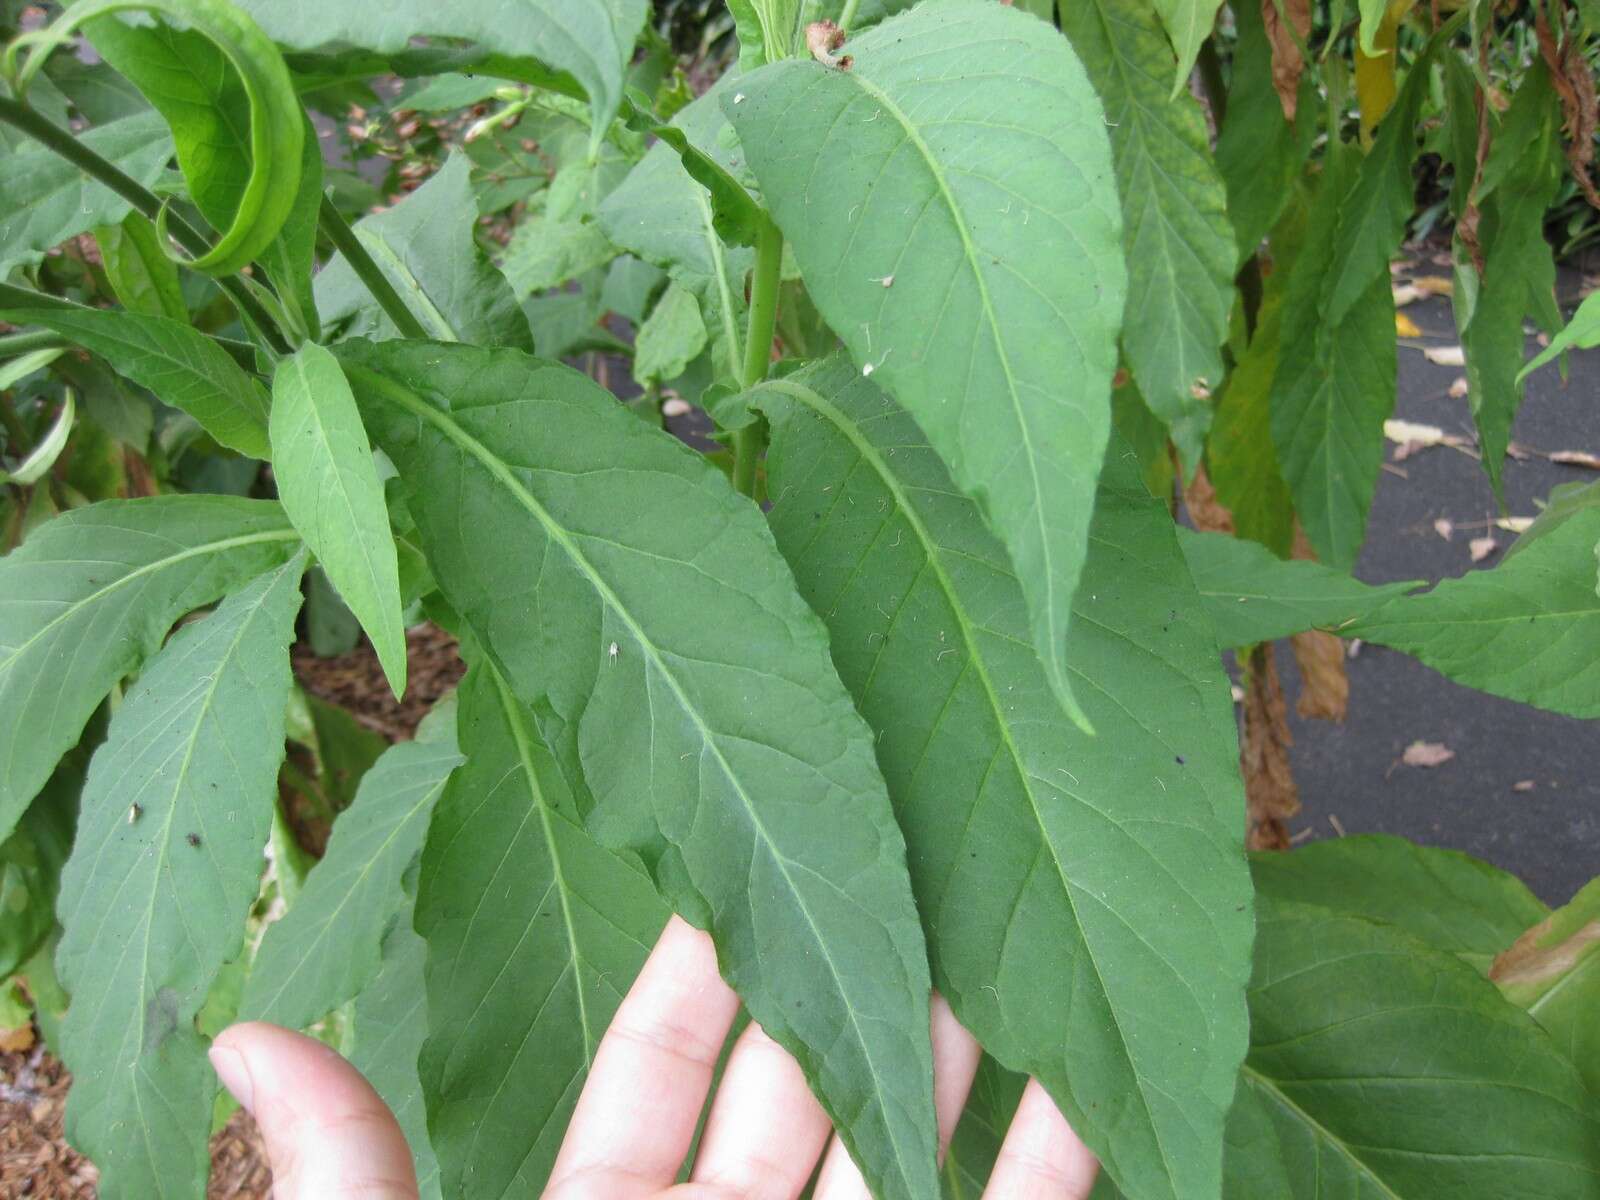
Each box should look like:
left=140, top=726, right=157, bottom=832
left=209, top=1044, right=255, bottom=1112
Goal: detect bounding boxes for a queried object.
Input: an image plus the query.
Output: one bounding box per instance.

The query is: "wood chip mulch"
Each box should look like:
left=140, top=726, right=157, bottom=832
left=292, top=622, right=466, bottom=741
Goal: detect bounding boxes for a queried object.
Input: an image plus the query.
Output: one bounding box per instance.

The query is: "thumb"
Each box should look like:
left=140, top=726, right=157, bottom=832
left=210, top=1021, right=419, bottom=1200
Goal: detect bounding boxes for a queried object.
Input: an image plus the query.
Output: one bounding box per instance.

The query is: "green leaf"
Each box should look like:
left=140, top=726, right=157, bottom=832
left=415, top=656, right=667, bottom=1198
left=1206, top=292, right=1295, bottom=556
left=728, top=0, right=801, bottom=65
left=0, top=496, right=300, bottom=845
left=1250, top=834, right=1548, bottom=971
left=341, top=339, right=941, bottom=1200
left=258, top=115, right=326, bottom=342
left=0, top=304, right=271, bottom=458
left=0, top=388, right=73, bottom=487
left=1061, top=0, right=1236, bottom=466
left=501, top=215, right=618, bottom=300
left=234, top=0, right=648, bottom=145
left=942, top=1058, right=1027, bottom=1199
left=1493, top=877, right=1600, bottom=1096
left=1518, top=288, right=1600, bottom=382
left=94, top=214, right=187, bottom=322
left=316, top=153, right=533, bottom=351
left=1151, top=0, right=1223, bottom=97
left=633, top=281, right=708, bottom=385
left=0, top=110, right=172, bottom=276
left=1456, top=64, right=1564, bottom=499
left=0, top=750, right=82, bottom=980
left=55, top=552, right=305, bottom=1199
left=1225, top=895, right=1600, bottom=1198
left=1178, top=528, right=1420, bottom=646
left=599, top=84, right=753, bottom=383
left=728, top=0, right=1126, bottom=730
left=241, top=737, right=461, bottom=1029
left=350, top=891, right=443, bottom=1200
left=750, top=355, right=1252, bottom=1200
left=1348, top=494, right=1600, bottom=718
left=23, top=0, right=305, bottom=275
left=1269, top=147, right=1397, bottom=570
left=1213, top=0, right=1317, bottom=258
left=270, top=342, right=407, bottom=697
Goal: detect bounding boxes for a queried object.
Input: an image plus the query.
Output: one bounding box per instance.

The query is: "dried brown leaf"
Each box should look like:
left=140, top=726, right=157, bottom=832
left=1402, top=740, right=1455, bottom=768
left=1449, top=375, right=1470, bottom=398
left=1491, top=917, right=1600, bottom=988
left=1424, top=344, right=1467, bottom=366
left=1182, top=461, right=1235, bottom=535
left=1242, top=643, right=1299, bottom=850
left=1513, top=779, right=1536, bottom=792
left=1469, top=535, right=1498, bottom=562
left=1263, top=0, right=1312, bottom=121
left=1287, top=525, right=1348, bottom=721
left=1550, top=449, right=1600, bottom=470
left=1433, top=517, right=1454, bottom=540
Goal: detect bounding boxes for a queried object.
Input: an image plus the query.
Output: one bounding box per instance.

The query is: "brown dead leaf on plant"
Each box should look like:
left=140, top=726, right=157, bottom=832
left=1402, top=740, right=1456, bottom=768
left=1289, top=525, right=1348, bottom=721
left=1242, top=643, right=1299, bottom=850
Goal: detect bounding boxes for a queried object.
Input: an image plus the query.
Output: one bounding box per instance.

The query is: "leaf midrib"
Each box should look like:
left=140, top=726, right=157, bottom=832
left=355, top=365, right=923, bottom=1192
left=760, top=375, right=1181, bottom=1189
left=1242, top=1063, right=1407, bottom=1200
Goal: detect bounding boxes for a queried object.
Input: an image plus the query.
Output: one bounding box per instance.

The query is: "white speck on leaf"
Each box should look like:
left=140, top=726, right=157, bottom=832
left=608, top=642, right=619, bottom=664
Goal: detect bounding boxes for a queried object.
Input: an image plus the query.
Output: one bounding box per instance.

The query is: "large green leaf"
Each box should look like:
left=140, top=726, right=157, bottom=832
left=415, top=657, right=667, bottom=1198
left=95, top=213, right=188, bottom=322
left=1493, top=878, right=1600, bottom=1096
left=598, top=83, right=753, bottom=383
left=1206, top=291, right=1295, bottom=556
left=0, top=110, right=173, bottom=275
left=500, top=215, right=618, bottom=301
left=1250, top=835, right=1548, bottom=971
left=0, top=496, right=300, bottom=846
left=1179, top=528, right=1420, bottom=647
left=55, top=553, right=305, bottom=1200
left=342, top=339, right=941, bottom=1200
left=727, top=0, right=1126, bottom=729
left=1062, top=0, right=1235, bottom=464
left=270, top=343, right=407, bottom=696
left=1456, top=65, right=1564, bottom=500
left=350, top=890, right=443, bottom=1200
left=1226, top=895, right=1600, bottom=1198
left=632, top=281, right=708, bottom=385
left=1269, top=145, right=1397, bottom=570
left=0, top=304, right=271, bottom=458
left=315, top=153, right=533, bottom=351
left=1348, top=494, right=1600, bottom=718
left=240, top=737, right=461, bottom=1029
left=234, top=0, right=647, bottom=141
left=747, top=355, right=1252, bottom=1200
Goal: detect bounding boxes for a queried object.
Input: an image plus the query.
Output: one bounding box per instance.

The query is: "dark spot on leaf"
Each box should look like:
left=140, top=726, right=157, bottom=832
left=186, top=833, right=202, bottom=847
left=142, top=987, right=180, bottom=1049
left=1175, top=755, right=1186, bottom=766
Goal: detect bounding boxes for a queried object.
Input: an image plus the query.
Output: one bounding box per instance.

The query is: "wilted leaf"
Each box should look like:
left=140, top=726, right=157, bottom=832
left=1401, top=740, right=1455, bottom=768
left=1242, top=643, right=1298, bottom=850
left=1492, top=877, right=1600, bottom=1094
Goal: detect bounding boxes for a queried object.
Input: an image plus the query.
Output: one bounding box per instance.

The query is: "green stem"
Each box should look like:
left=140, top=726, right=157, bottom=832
left=0, top=95, right=290, bottom=354
left=317, top=195, right=431, bottom=341
left=733, top=218, right=782, bottom=499
left=0, top=330, right=70, bottom=358
left=837, top=0, right=863, bottom=34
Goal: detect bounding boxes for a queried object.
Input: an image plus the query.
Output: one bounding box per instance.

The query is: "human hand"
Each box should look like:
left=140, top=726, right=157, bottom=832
left=211, top=916, right=1099, bottom=1199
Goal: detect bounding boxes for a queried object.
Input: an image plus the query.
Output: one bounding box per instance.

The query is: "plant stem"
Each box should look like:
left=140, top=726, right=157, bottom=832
left=0, top=95, right=290, bottom=354
left=837, top=0, right=863, bottom=34
left=317, top=195, right=431, bottom=341
left=0, top=330, right=69, bottom=358
left=733, top=218, right=783, bottom=499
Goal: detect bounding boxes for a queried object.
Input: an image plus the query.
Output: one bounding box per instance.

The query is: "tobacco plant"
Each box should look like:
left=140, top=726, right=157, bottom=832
left=0, top=0, right=1598, bottom=1196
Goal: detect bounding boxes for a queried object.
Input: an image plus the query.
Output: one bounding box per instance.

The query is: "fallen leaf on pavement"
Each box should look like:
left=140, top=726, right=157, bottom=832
left=1424, top=345, right=1467, bottom=365
left=1449, top=376, right=1469, bottom=398
left=1550, top=449, right=1600, bottom=470
left=1469, top=535, right=1498, bottom=562
left=1402, top=740, right=1455, bottom=768
left=1433, top=517, right=1454, bottom=540
left=1392, top=283, right=1423, bottom=306
left=1498, top=516, right=1535, bottom=533
left=1395, top=312, right=1423, bottom=337
left=1513, top=779, right=1536, bottom=792
left=1413, top=274, right=1453, bottom=295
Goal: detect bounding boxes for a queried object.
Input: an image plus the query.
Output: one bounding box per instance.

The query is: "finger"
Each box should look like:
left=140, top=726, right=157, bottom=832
left=981, top=1079, right=1098, bottom=1199
left=210, top=1021, right=417, bottom=1200
left=545, top=915, right=741, bottom=1197
left=811, top=993, right=982, bottom=1200
left=687, top=1020, right=833, bottom=1199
